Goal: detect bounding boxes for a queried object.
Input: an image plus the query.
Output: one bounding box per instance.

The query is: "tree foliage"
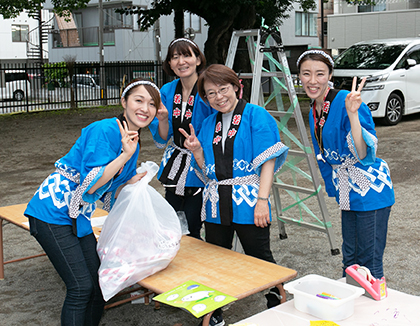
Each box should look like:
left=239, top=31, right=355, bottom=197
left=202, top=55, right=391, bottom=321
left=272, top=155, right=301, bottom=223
left=2, top=0, right=375, bottom=63
left=0, top=0, right=89, bottom=19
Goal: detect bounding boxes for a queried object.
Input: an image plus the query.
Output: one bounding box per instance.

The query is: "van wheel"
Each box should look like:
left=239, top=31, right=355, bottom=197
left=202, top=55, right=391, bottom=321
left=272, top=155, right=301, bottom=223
left=382, top=94, right=403, bottom=126
left=13, top=90, right=24, bottom=101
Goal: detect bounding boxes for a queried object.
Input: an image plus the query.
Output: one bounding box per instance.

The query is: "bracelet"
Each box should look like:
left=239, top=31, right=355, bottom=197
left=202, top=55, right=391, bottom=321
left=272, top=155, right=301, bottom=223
left=257, top=197, right=269, bottom=201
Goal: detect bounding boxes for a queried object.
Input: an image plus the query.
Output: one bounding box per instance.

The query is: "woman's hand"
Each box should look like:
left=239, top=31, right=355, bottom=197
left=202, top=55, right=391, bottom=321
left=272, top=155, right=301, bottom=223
left=156, top=102, right=169, bottom=122
left=345, top=76, right=366, bottom=115
left=178, top=124, right=205, bottom=168
left=254, top=199, right=270, bottom=228
left=126, top=171, right=147, bottom=185
left=156, top=103, right=169, bottom=141
left=178, top=124, right=202, bottom=154
left=114, top=171, right=147, bottom=198
left=117, top=119, right=138, bottom=158
left=345, top=77, right=368, bottom=160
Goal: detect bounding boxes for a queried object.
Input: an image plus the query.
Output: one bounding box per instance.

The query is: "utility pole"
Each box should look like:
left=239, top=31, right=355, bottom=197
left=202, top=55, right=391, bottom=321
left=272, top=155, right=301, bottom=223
left=99, top=0, right=107, bottom=105
left=320, top=0, right=324, bottom=48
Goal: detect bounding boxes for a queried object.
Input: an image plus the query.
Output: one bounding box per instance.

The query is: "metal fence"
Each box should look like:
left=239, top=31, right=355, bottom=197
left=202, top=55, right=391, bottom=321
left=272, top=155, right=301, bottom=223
left=0, top=61, right=170, bottom=114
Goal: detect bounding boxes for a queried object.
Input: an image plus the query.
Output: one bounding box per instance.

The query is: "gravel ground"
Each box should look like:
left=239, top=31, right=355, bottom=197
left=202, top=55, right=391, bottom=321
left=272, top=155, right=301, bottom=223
left=0, top=105, right=419, bottom=326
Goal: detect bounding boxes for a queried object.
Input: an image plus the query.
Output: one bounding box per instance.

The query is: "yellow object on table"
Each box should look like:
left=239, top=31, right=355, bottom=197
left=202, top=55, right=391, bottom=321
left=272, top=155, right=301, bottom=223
left=310, top=321, right=340, bottom=326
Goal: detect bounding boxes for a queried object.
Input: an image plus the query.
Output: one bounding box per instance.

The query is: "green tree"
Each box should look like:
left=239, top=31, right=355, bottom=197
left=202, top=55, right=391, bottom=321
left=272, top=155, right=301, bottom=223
left=0, top=0, right=89, bottom=19
left=42, top=61, right=68, bottom=87
left=125, top=0, right=374, bottom=64
left=2, top=0, right=374, bottom=64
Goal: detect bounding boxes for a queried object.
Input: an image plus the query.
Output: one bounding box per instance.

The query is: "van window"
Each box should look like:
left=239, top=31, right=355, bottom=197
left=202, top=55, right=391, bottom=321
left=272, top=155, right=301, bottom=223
left=5, top=72, right=29, bottom=82
left=395, top=46, right=420, bottom=69
left=334, top=43, right=407, bottom=69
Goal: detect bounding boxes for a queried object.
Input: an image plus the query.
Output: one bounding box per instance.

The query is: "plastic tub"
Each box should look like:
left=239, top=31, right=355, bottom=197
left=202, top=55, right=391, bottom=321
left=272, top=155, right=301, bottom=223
left=284, top=274, right=365, bottom=321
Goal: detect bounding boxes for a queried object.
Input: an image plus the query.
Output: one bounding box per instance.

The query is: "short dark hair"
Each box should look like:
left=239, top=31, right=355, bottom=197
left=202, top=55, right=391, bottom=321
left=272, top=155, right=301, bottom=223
left=162, top=39, right=206, bottom=76
left=197, top=64, right=240, bottom=100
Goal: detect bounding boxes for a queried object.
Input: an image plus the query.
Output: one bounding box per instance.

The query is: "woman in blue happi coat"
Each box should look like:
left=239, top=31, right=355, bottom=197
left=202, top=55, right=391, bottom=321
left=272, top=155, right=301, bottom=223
left=24, top=79, right=161, bottom=326
left=148, top=38, right=216, bottom=239
left=179, top=64, right=289, bottom=325
left=297, top=50, right=395, bottom=279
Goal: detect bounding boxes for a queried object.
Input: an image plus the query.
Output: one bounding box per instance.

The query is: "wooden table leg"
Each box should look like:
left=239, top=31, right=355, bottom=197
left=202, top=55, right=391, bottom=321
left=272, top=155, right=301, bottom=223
left=0, top=219, right=4, bottom=280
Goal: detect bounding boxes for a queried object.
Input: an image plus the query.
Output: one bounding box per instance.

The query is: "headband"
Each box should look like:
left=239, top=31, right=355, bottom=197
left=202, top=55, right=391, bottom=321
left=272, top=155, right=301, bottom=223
left=296, top=50, right=334, bottom=68
left=169, top=38, right=198, bottom=49
left=121, top=80, right=160, bottom=100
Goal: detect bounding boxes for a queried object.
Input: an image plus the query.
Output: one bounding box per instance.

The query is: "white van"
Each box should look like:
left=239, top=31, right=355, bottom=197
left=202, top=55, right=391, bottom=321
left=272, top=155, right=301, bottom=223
left=0, top=71, right=31, bottom=101
left=333, top=38, right=420, bottom=125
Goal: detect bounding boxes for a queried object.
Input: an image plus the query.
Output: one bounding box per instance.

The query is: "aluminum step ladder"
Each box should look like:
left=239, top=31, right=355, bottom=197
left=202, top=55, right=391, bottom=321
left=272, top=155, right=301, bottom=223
left=225, top=26, right=340, bottom=255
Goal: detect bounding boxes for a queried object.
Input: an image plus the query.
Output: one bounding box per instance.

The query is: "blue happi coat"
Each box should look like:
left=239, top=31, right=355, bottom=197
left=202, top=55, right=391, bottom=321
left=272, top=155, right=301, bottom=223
left=196, top=101, right=288, bottom=225
left=309, top=89, right=395, bottom=211
left=149, top=79, right=216, bottom=189
left=25, top=118, right=139, bottom=237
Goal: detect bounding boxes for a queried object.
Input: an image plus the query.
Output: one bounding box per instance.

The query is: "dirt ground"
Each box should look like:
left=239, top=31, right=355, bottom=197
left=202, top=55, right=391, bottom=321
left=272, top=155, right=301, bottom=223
left=0, top=105, right=419, bottom=326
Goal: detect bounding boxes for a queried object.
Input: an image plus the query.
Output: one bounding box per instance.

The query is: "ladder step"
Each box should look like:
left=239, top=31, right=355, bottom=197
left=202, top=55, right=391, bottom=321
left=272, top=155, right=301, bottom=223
left=239, top=72, right=285, bottom=78
left=276, top=216, right=329, bottom=233
left=232, top=30, right=259, bottom=37
left=268, top=110, right=296, bottom=118
left=287, top=149, right=307, bottom=157
left=272, top=183, right=316, bottom=194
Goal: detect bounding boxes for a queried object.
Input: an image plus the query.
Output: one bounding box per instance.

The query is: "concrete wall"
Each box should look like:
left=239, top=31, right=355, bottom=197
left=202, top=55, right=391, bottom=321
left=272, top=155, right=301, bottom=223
left=328, top=9, right=420, bottom=50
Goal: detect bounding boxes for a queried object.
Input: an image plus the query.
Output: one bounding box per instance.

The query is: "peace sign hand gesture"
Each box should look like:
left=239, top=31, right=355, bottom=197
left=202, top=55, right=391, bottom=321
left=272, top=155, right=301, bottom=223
left=178, top=124, right=202, bottom=153
left=117, top=119, right=139, bottom=158
left=345, top=76, right=366, bottom=115
left=178, top=124, right=205, bottom=167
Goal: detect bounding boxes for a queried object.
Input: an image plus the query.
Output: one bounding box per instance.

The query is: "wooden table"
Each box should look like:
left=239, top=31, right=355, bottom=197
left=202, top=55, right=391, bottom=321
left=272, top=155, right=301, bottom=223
left=141, top=235, right=296, bottom=300
left=0, top=203, right=297, bottom=325
left=141, top=235, right=297, bottom=326
left=0, top=203, right=105, bottom=279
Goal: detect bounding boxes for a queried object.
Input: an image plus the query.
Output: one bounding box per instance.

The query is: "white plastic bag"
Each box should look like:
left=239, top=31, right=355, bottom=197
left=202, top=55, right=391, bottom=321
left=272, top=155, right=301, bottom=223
left=97, top=161, right=182, bottom=301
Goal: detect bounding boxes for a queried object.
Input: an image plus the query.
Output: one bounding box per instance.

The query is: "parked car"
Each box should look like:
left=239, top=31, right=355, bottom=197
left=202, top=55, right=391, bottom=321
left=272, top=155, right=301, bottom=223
left=72, top=74, right=121, bottom=101
left=0, top=71, right=31, bottom=101
left=333, top=38, right=420, bottom=125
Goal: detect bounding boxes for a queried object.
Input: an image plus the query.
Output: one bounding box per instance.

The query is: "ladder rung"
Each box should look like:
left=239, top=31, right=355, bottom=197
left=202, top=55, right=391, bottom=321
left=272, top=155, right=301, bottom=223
left=233, top=29, right=259, bottom=37
left=276, top=216, right=328, bottom=233
left=272, top=183, right=316, bottom=194
left=287, top=149, right=307, bottom=157
left=239, top=72, right=285, bottom=78
left=268, top=110, right=296, bottom=118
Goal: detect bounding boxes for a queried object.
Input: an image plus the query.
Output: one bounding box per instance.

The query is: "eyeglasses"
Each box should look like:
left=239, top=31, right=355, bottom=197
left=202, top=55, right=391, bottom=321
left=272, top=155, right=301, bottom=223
left=205, top=84, right=231, bottom=99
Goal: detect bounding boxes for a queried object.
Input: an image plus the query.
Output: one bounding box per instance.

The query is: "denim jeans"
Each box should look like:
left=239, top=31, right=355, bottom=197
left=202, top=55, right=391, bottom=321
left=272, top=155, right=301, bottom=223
left=165, top=187, right=203, bottom=239
left=28, top=216, right=105, bottom=326
left=341, top=207, right=391, bottom=279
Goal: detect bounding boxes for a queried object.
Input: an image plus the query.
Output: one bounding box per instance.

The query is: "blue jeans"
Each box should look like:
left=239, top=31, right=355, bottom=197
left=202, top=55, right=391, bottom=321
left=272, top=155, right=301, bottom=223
left=341, top=207, right=391, bottom=279
left=28, top=216, right=105, bottom=326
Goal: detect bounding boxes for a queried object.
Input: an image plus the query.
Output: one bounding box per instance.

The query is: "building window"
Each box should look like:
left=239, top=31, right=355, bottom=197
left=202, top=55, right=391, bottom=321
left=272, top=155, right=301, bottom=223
left=184, top=12, right=201, bottom=33
left=358, top=3, right=386, bottom=12
left=12, top=25, right=29, bottom=42
left=104, top=6, right=133, bottom=28
left=295, top=12, right=317, bottom=37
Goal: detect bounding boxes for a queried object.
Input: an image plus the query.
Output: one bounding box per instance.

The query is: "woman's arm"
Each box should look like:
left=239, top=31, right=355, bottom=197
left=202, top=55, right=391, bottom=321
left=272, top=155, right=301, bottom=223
left=87, top=119, right=139, bottom=194
left=345, top=77, right=367, bottom=160
left=254, top=158, right=275, bottom=228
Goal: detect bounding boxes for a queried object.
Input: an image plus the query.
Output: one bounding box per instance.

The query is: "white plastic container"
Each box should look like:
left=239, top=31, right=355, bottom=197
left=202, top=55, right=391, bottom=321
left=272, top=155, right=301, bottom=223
left=284, top=274, right=365, bottom=321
